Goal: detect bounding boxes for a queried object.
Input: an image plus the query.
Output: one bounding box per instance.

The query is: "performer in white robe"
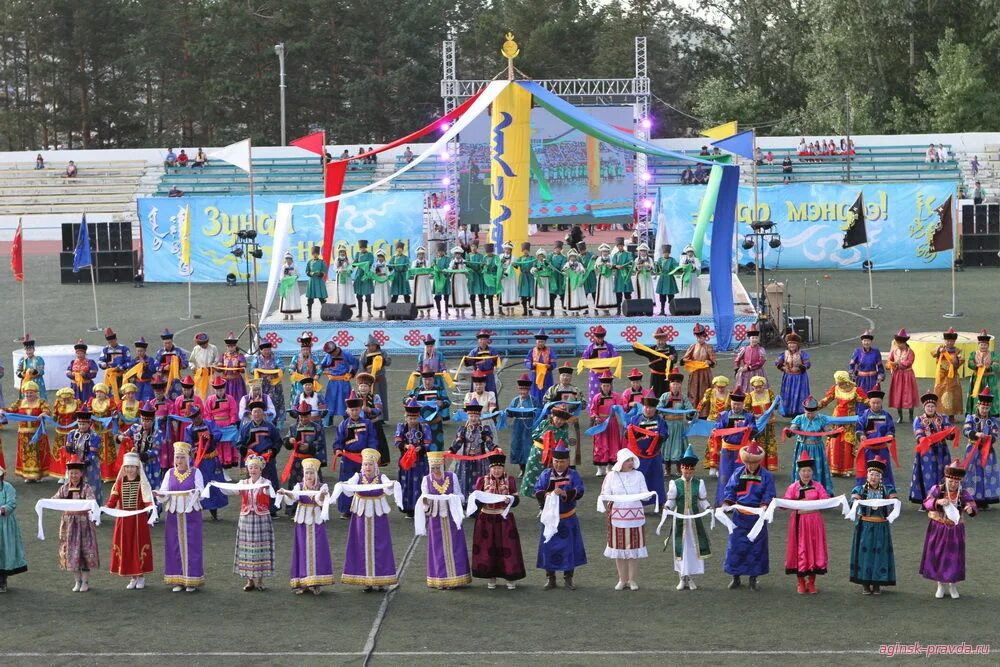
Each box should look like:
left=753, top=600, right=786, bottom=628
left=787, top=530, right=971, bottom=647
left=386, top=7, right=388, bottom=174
left=563, top=249, right=588, bottom=314
left=449, top=247, right=471, bottom=313
left=329, top=244, right=353, bottom=306
left=593, top=244, right=617, bottom=314
left=371, top=250, right=390, bottom=315
left=411, top=247, right=434, bottom=317
left=631, top=244, right=656, bottom=301
left=676, top=245, right=701, bottom=301
left=531, top=249, right=553, bottom=314
left=664, top=444, right=712, bottom=590
left=279, top=252, right=303, bottom=319
left=499, top=241, right=519, bottom=314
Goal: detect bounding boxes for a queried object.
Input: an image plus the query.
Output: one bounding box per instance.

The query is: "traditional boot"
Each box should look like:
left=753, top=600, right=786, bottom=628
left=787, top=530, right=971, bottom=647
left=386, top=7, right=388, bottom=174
left=307, top=300, right=313, bottom=319
left=748, top=576, right=758, bottom=591
left=796, top=576, right=806, bottom=594
left=487, top=296, right=495, bottom=316
left=356, top=297, right=364, bottom=319
left=366, top=296, right=373, bottom=317
left=935, top=582, right=945, bottom=598
left=676, top=575, right=687, bottom=591
left=687, top=576, right=698, bottom=590
left=470, top=297, right=477, bottom=316
left=948, top=583, right=959, bottom=599
left=728, top=576, right=741, bottom=589
left=79, top=573, right=90, bottom=592
left=563, top=573, right=576, bottom=590
left=543, top=573, right=557, bottom=590
left=806, top=575, right=817, bottom=594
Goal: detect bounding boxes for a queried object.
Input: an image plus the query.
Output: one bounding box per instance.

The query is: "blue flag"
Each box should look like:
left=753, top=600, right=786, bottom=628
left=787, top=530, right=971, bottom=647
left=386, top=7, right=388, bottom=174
left=72, top=214, right=92, bottom=272
left=711, top=130, right=755, bottom=160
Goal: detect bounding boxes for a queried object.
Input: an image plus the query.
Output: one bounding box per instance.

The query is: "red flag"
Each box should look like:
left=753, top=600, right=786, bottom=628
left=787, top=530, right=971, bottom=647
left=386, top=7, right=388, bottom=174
left=322, top=160, right=349, bottom=268
left=10, top=217, right=23, bottom=282
left=290, top=131, right=326, bottom=156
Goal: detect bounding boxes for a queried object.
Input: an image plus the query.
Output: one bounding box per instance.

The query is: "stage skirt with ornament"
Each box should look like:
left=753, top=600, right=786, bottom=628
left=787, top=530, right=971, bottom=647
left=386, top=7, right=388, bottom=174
left=234, top=512, right=274, bottom=578
left=536, top=513, right=587, bottom=572
left=604, top=514, right=647, bottom=559
left=723, top=510, right=769, bottom=577
left=887, top=351, right=919, bottom=409
left=848, top=485, right=896, bottom=586
left=519, top=444, right=545, bottom=498
left=59, top=513, right=100, bottom=572
left=918, top=488, right=974, bottom=584
left=289, top=507, right=336, bottom=588
left=426, top=509, right=472, bottom=588
left=161, top=472, right=204, bottom=587
left=342, top=513, right=397, bottom=587
left=471, top=477, right=525, bottom=580
left=777, top=370, right=810, bottom=418
left=0, top=483, right=27, bottom=577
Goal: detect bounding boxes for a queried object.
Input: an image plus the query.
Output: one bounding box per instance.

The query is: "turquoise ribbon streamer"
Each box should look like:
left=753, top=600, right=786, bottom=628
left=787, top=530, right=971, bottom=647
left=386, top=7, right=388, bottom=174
left=533, top=400, right=584, bottom=429
left=585, top=404, right=628, bottom=437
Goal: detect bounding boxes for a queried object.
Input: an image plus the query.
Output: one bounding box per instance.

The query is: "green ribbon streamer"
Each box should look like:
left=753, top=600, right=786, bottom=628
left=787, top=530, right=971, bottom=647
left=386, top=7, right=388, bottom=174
left=278, top=275, right=298, bottom=298
left=691, top=165, right=724, bottom=259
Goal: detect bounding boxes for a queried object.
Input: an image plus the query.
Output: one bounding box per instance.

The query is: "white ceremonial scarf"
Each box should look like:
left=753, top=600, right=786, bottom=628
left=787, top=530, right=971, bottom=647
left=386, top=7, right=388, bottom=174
left=464, top=490, right=515, bottom=518
left=540, top=492, right=562, bottom=543
left=845, top=498, right=902, bottom=524
left=100, top=505, right=159, bottom=526
left=943, top=502, right=961, bottom=524
left=203, top=480, right=275, bottom=499
left=331, top=477, right=404, bottom=510
left=413, top=493, right=465, bottom=536
left=34, top=499, right=100, bottom=540
left=656, top=507, right=716, bottom=535
left=762, top=495, right=850, bottom=523
left=275, top=486, right=331, bottom=523
left=714, top=504, right=769, bottom=542
left=596, top=491, right=657, bottom=513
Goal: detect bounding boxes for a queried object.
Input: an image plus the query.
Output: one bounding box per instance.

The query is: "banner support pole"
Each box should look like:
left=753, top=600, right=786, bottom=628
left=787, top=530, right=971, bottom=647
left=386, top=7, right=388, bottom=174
left=86, top=264, right=101, bottom=331
left=861, top=241, right=880, bottom=311
left=944, top=195, right=963, bottom=318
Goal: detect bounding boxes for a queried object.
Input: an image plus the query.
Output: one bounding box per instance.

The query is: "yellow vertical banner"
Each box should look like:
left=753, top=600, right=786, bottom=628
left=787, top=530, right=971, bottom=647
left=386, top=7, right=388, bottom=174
left=180, top=204, right=191, bottom=267
left=586, top=135, right=600, bottom=195
left=489, top=83, right=531, bottom=250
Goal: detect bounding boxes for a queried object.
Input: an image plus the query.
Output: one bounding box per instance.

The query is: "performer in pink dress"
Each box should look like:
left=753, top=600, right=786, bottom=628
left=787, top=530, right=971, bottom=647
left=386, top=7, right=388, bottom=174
left=783, top=450, right=831, bottom=594
left=589, top=370, right=624, bottom=476
left=886, top=328, right=919, bottom=423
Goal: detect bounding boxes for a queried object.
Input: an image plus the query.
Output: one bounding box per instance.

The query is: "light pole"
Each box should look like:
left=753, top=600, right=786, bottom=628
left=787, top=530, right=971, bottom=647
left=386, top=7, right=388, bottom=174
left=274, top=43, right=287, bottom=145
left=741, top=219, right=783, bottom=346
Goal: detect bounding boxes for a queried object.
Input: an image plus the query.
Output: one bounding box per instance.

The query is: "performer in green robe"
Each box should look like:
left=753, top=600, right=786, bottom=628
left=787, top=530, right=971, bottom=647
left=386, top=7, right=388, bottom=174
left=466, top=240, right=486, bottom=316
left=655, top=244, right=680, bottom=316
left=611, top=236, right=634, bottom=314
left=548, top=241, right=567, bottom=313
left=665, top=445, right=711, bottom=591
left=513, top=242, right=535, bottom=317
left=432, top=243, right=451, bottom=318
left=388, top=242, right=411, bottom=303
left=481, top=243, right=501, bottom=317
left=520, top=406, right=574, bottom=496
left=577, top=242, right=597, bottom=301
left=966, top=330, right=1000, bottom=416
left=304, top=245, right=328, bottom=319
left=352, top=239, right=375, bottom=318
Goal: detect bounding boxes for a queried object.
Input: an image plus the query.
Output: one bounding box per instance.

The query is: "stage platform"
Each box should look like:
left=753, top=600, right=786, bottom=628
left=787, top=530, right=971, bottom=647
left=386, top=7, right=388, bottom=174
left=260, top=274, right=758, bottom=356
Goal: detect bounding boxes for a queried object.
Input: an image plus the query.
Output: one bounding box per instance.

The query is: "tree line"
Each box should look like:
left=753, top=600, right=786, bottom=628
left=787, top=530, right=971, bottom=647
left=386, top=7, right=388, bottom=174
left=1, top=0, right=997, bottom=151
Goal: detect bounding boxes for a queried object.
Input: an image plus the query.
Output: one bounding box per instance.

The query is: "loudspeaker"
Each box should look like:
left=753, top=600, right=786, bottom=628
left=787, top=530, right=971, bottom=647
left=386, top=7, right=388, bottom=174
left=788, top=316, right=813, bottom=343
left=385, top=302, right=418, bottom=320
left=671, top=297, right=702, bottom=316
left=60, top=267, right=89, bottom=284
left=320, top=303, right=353, bottom=321
left=622, top=298, right=654, bottom=317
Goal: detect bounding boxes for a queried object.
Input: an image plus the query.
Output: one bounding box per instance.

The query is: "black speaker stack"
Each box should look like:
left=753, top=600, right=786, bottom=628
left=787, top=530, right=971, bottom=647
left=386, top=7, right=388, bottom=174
left=961, top=203, right=1000, bottom=267
left=59, top=221, right=137, bottom=284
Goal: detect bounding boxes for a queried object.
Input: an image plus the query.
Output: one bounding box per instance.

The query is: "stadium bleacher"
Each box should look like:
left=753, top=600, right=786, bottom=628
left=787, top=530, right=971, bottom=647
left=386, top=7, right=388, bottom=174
left=155, top=157, right=376, bottom=197
left=0, top=160, right=148, bottom=216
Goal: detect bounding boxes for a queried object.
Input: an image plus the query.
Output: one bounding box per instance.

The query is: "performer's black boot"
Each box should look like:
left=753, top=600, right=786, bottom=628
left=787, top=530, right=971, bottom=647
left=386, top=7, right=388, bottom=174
left=615, top=293, right=623, bottom=315
left=728, top=576, right=742, bottom=589
left=522, top=298, right=530, bottom=316
left=544, top=572, right=557, bottom=590
left=435, top=297, right=442, bottom=317
left=470, top=298, right=477, bottom=316
left=356, top=297, right=364, bottom=319
left=563, top=570, right=576, bottom=590
left=487, top=296, right=495, bottom=316
left=659, top=295, right=667, bottom=316
left=908, top=409, right=914, bottom=421
left=366, top=296, right=373, bottom=317
left=748, top=576, right=758, bottom=591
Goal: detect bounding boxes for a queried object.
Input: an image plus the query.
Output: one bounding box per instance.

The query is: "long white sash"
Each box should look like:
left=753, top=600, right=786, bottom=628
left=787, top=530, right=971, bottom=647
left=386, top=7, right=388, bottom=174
left=540, top=493, right=561, bottom=543
left=100, top=505, right=159, bottom=526
left=596, top=491, right=657, bottom=513
left=656, top=507, right=716, bottom=535
left=762, top=495, right=850, bottom=523
left=202, top=480, right=275, bottom=499
left=714, top=504, right=769, bottom=542
left=464, top=490, right=514, bottom=518
left=331, top=480, right=404, bottom=510
left=275, top=488, right=331, bottom=522
left=413, top=493, right=464, bottom=536
left=943, top=502, right=962, bottom=524
left=845, top=498, right=901, bottom=523
left=34, top=499, right=100, bottom=540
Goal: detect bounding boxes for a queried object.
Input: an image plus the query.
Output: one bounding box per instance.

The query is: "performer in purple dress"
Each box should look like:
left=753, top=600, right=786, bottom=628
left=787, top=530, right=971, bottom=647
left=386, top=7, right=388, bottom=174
left=219, top=332, right=248, bottom=405
left=775, top=333, right=810, bottom=418
left=848, top=330, right=884, bottom=394
left=582, top=326, right=618, bottom=401
left=155, top=442, right=205, bottom=592
left=733, top=327, right=767, bottom=392
left=919, top=460, right=977, bottom=599
left=395, top=400, right=431, bottom=518
left=340, top=448, right=398, bottom=591
left=419, top=452, right=472, bottom=589
left=280, top=458, right=335, bottom=595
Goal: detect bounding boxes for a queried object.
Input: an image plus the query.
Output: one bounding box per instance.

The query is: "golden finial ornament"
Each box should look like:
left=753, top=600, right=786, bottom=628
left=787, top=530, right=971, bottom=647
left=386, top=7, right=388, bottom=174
left=501, top=32, right=519, bottom=79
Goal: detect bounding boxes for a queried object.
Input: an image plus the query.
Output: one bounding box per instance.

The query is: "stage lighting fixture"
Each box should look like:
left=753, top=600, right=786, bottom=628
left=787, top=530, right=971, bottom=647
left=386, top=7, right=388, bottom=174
left=237, top=229, right=258, bottom=240
left=251, top=247, right=264, bottom=259
left=749, top=220, right=774, bottom=232
left=641, top=118, right=652, bottom=130
left=742, top=236, right=754, bottom=250
left=225, top=273, right=238, bottom=286
left=442, top=176, right=451, bottom=186
left=768, top=237, right=782, bottom=249
left=641, top=199, right=653, bottom=210
left=640, top=172, right=651, bottom=182
left=232, top=247, right=244, bottom=258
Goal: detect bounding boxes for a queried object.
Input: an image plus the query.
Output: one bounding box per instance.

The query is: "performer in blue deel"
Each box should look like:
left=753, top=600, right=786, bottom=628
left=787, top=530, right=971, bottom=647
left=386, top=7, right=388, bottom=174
left=722, top=442, right=776, bottom=591
left=534, top=442, right=586, bottom=590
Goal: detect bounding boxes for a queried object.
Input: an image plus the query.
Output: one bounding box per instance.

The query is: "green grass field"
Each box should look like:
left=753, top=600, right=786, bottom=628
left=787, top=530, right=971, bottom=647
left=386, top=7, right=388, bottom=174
left=1, top=256, right=997, bottom=666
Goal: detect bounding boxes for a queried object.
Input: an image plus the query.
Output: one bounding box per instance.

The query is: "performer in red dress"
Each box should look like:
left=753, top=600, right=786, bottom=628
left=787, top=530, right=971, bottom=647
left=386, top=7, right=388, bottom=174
left=106, top=451, right=154, bottom=589
left=886, top=328, right=919, bottom=423
left=817, top=371, right=867, bottom=477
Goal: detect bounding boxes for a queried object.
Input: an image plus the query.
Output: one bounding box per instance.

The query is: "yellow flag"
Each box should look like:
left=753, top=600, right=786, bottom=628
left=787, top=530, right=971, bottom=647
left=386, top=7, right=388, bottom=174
left=180, top=205, right=191, bottom=267
left=701, top=121, right=738, bottom=141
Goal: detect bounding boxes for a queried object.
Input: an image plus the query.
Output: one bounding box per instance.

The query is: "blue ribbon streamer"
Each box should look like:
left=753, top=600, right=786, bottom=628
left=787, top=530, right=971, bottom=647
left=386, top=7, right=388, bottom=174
left=585, top=404, right=628, bottom=437
left=532, top=400, right=584, bottom=429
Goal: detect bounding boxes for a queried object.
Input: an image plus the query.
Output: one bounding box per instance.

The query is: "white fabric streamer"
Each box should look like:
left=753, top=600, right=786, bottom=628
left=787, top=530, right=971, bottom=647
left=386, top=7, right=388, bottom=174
left=464, top=490, right=514, bottom=518
left=656, top=507, right=716, bottom=535
left=762, top=495, right=850, bottom=524
left=943, top=502, right=961, bottom=524
left=276, top=487, right=331, bottom=523
left=845, top=498, right=902, bottom=524
left=596, top=491, right=657, bottom=513
left=714, top=504, right=769, bottom=542
left=34, top=499, right=100, bottom=540
left=331, top=478, right=404, bottom=511
left=413, top=493, right=465, bottom=536
left=203, top=480, right=275, bottom=499
left=100, top=505, right=159, bottom=526
left=540, top=493, right=562, bottom=543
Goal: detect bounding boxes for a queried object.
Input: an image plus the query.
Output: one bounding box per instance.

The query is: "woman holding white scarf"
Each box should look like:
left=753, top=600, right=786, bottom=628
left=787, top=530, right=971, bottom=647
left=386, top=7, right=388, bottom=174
left=782, top=451, right=830, bottom=595
left=849, top=456, right=897, bottom=595
left=280, top=458, right=335, bottom=595
left=226, top=454, right=275, bottom=591
left=419, top=451, right=471, bottom=589
left=156, top=442, right=205, bottom=592
left=53, top=459, right=100, bottom=592
left=664, top=445, right=712, bottom=591
left=341, top=448, right=398, bottom=591
left=600, top=449, right=650, bottom=591
left=106, top=452, right=154, bottom=589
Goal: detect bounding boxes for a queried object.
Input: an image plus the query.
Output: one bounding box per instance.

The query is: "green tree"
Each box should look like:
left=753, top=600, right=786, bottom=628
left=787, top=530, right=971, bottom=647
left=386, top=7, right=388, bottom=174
left=915, top=29, right=998, bottom=132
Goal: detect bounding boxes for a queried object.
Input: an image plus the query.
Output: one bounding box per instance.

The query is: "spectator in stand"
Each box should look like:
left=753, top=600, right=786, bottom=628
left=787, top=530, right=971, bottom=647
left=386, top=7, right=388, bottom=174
left=753, top=147, right=764, bottom=165
left=168, top=185, right=184, bottom=198
left=839, top=138, right=847, bottom=153
left=797, top=138, right=807, bottom=154
left=712, top=147, right=722, bottom=156
left=782, top=153, right=793, bottom=185
left=164, top=148, right=177, bottom=167
left=970, top=156, right=979, bottom=177
left=925, top=144, right=937, bottom=163
left=680, top=166, right=694, bottom=185
left=973, top=181, right=986, bottom=205
left=937, top=144, right=948, bottom=162
left=177, top=150, right=189, bottom=167
left=828, top=139, right=837, bottom=155
left=765, top=151, right=774, bottom=164
left=693, top=164, right=707, bottom=185
left=367, top=148, right=376, bottom=165
left=356, top=147, right=365, bottom=159
left=847, top=139, right=856, bottom=154
left=64, top=161, right=78, bottom=178
left=339, top=149, right=350, bottom=160
left=404, top=146, right=414, bottom=163
left=820, top=140, right=828, bottom=155
left=35, top=154, right=44, bottom=169
left=193, top=148, right=207, bottom=168
left=699, top=145, right=710, bottom=156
